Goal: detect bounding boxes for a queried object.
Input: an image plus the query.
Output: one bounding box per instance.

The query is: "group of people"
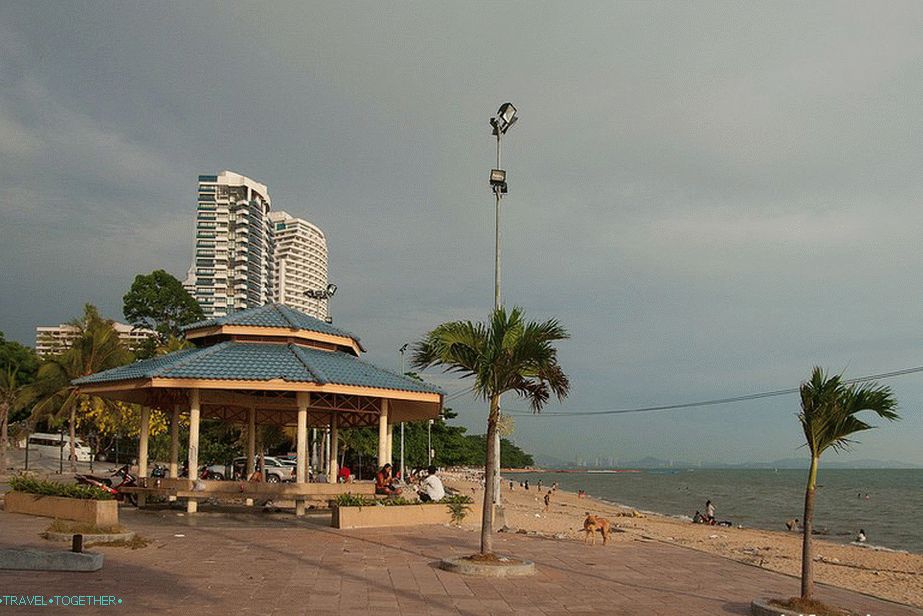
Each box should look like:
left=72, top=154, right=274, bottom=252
left=374, top=463, right=445, bottom=502
left=692, top=499, right=717, bottom=525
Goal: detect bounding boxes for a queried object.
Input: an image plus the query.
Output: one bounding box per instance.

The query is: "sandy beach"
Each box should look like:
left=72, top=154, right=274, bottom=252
left=443, top=471, right=923, bottom=608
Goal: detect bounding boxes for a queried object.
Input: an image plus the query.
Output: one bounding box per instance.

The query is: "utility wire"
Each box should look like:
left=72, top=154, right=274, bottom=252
left=466, top=364, right=923, bottom=418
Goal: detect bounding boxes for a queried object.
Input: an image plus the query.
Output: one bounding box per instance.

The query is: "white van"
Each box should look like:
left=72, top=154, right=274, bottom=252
left=22, top=432, right=92, bottom=462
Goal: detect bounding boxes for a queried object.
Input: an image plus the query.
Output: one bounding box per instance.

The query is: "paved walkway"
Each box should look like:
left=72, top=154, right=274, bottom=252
left=0, top=507, right=919, bottom=615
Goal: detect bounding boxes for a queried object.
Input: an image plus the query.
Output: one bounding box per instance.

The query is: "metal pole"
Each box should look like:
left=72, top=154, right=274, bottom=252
left=427, top=420, right=433, bottom=465
left=494, top=132, right=502, bottom=309
left=400, top=347, right=406, bottom=481
left=493, top=125, right=503, bottom=511
left=24, top=433, right=29, bottom=471
left=59, top=429, right=64, bottom=474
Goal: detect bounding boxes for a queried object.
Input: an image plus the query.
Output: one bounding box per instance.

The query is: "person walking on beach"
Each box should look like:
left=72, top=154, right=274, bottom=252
left=705, top=499, right=716, bottom=524
left=543, top=490, right=552, bottom=512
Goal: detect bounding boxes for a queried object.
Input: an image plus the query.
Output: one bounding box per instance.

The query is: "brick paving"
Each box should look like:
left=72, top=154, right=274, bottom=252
left=0, top=507, right=920, bottom=615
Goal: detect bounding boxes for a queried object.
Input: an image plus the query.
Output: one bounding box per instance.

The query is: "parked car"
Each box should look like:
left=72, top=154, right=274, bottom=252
left=232, top=456, right=295, bottom=483
left=22, top=432, right=92, bottom=462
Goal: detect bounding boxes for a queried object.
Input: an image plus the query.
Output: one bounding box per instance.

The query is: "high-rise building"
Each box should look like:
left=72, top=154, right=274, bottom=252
left=184, top=171, right=274, bottom=318
left=35, top=322, right=155, bottom=357
left=269, top=211, right=329, bottom=320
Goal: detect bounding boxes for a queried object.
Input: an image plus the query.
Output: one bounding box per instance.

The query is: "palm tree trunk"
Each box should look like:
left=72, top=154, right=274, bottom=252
left=68, top=407, right=77, bottom=473
left=0, top=402, right=9, bottom=473
left=480, top=394, right=500, bottom=555
left=800, top=454, right=819, bottom=600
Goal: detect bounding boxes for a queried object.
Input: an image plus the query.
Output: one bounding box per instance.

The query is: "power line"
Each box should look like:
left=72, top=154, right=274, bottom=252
left=485, top=364, right=923, bottom=418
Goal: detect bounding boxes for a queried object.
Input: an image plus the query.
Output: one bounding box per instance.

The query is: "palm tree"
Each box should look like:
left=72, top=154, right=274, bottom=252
left=30, top=305, right=134, bottom=470
left=797, top=367, right=898, bottom=600
left=0, top=365, right=32, bottom=472
left=412, top=307, right=569, bottom=555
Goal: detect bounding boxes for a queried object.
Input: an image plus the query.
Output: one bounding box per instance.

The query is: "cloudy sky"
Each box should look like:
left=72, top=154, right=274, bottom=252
left=2, top=2, right=921, bottom=465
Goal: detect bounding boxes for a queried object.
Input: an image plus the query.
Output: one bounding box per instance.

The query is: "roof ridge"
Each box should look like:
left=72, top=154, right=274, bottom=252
left=289, top=344, right=327, bottom=384
left=276, top=304, right=300, bottom=330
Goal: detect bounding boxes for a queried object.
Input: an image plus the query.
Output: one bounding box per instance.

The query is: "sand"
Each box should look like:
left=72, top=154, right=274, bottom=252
left=442, top=472, right=923, bottom=608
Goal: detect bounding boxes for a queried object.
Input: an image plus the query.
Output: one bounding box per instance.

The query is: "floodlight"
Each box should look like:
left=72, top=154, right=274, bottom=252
left=325, top=283, right=338, bottom=297
left=491, top=102, right=518, bottom=135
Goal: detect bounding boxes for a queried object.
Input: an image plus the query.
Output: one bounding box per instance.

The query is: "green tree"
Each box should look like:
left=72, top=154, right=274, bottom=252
left=29, top=305, right=135, bottom=470
left=0, top=331, right=39, bottom=384
left=0, top=365, right=32, bottom=471
left=412, top=307, right=569, bottom=555
left=797, top=367, right=898, bottom=601
left=122, top=270, right=203, bottom=352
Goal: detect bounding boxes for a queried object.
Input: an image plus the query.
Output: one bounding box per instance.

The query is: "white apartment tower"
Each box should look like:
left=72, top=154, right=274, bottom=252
left=269, top=211, right=329, bottom=320
left=184, top=171, right=275, bottom=318
left=183, top=171, right=329, bottom=320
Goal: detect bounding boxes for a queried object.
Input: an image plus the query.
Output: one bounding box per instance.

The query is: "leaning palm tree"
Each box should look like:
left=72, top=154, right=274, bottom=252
left=0, top=365, right=32, bottom=472
left=798, top=367, right=898, bottom=601
left=412, top=307, right=569, bottom=555
left=30, top=305, right=134, bottom=470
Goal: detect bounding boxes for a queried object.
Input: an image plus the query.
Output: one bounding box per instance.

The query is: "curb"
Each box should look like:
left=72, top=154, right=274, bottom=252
left=0, top=548, right=103, bottom=572
left=43, top=531, right=135, bottom=544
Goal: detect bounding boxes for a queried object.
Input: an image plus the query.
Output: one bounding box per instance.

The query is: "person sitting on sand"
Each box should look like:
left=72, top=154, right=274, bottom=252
left=785, top=518, right=800, bottom=531
left=375, top=463, right=402, bottom=496
left=857, top=529, right=867, bottom=543
left=693, top=511, right=704, bottom=524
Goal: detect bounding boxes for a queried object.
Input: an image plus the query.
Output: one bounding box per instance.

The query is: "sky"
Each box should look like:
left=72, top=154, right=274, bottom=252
left=1, top=2, right=921, bottom=466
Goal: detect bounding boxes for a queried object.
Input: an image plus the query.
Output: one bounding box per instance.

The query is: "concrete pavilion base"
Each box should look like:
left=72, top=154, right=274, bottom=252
left=0, top=548, right=103, bottom=572
left=440, top=556, right=535, bottom=578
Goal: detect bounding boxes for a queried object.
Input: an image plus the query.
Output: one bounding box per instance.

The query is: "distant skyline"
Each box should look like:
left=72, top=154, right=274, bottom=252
left=1, top=2, right=921, bottom=465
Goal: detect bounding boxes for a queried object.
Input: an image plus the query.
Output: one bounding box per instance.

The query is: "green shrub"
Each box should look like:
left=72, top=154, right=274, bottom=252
left=9, top=476, right=114, bottom=500
left=443, top=494, right=473, bottom=524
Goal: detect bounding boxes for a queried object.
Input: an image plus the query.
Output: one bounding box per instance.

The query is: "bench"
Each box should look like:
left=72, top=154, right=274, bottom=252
left=122, top=480, right=376, bottom=513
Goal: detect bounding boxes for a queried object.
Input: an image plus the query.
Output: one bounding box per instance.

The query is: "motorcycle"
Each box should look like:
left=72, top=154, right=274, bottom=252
left=75, top=465, right=138, bottom=506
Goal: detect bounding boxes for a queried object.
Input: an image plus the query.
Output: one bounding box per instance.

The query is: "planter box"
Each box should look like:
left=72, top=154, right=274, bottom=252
left=3, top=492, right=119, bottom=528
left=332, top=502, right=477, bottom=529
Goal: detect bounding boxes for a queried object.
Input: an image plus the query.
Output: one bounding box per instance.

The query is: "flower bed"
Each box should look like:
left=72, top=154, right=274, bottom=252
left=331, top=494, right=476, bottom=529
left=4, top=478, right=118, bottom=527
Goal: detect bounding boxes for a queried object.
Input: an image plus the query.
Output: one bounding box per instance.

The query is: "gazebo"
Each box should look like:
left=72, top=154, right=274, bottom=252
left=73, top=304, right=443, bottom=514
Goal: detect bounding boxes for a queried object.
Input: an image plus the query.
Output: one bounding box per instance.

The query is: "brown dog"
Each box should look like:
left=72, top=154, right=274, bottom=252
left=583, top=512, right=611, bottom=545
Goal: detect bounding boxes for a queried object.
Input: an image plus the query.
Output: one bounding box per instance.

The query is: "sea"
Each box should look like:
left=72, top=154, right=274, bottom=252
left=506, top=469, right=922, bottom=554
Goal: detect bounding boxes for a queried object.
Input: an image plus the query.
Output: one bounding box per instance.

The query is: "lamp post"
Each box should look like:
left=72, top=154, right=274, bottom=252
left=305, top=283, right=338, bottom=323
left=488, top=102, right=518, bottom=517
left=427, top=419, right=434, bottom=465
left=399, top=343, right=408, bottom=481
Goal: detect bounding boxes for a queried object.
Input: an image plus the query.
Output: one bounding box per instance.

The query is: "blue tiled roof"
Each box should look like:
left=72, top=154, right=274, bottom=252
left=183, top=304, right=359, bottom=343
left=73, top=341, right=441, bottom=395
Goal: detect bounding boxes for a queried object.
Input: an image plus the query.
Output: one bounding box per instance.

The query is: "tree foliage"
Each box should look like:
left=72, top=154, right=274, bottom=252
left=29, top=305, right=135, bottom=469
left=411, top=306, right=569, bottom=555
left=797, top=367, right=898, bottom=601
left=122, top=270, right=203, bottom=350
left=0, top=331, right=39, bottom=384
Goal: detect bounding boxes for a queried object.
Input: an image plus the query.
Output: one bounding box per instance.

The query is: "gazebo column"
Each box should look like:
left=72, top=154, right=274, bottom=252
left=295, top=392, right=309, bottom=516
left=247, top=407, right=256, bottom=476
left=169, top=405, right=180, bottom=478
left=386, top=423, right=394, bottom=468
left=168, top=404, right=180, bottom=502
left=246, top=406, right=256, bottom=506
left=137, top=406, right=150, bottom=507
left=187, top=389, right=200, bottom=514
left=377, top=399, right=389, bottom=470
left=327, top=415, right=338, bottom=483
